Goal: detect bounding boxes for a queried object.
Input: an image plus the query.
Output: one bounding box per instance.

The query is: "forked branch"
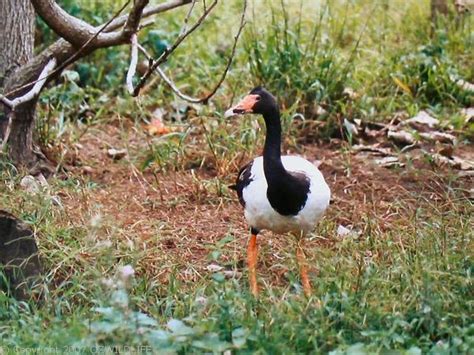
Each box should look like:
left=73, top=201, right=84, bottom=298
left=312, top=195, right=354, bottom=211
left=132, top=0, right=219, bottom=96
left=5, top=0, right=192, bottom=99
left=127, top=34, right=139, bottom=94
left=0, top=58, right=57, bottom=110
left=0, top=58, right=57, bottom=151
left=134, top=0, right=247, bottom=104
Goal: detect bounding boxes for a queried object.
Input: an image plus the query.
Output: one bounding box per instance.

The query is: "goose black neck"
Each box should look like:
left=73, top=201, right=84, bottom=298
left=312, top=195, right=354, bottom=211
left=262, top=107, right=285, bottom=180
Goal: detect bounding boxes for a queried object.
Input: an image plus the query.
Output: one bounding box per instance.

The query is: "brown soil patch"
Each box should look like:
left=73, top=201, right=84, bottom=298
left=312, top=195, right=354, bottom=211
left=58, top=121, right=473, bottom=286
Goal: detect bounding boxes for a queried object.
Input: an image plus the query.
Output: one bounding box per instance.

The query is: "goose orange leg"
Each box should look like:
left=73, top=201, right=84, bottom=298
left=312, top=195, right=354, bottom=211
left=247, top=229, right=259, bottom=297
left=296, top=240, right=312, bottom=297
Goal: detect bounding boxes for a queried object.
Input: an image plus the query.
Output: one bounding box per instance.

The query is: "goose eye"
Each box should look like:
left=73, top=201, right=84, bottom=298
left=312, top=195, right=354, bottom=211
left=255, top=96, right=261, bottom=101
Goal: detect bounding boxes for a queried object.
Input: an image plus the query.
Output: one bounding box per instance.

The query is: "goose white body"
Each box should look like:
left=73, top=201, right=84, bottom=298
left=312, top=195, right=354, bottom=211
left=242, top=156, right=330, bottom=234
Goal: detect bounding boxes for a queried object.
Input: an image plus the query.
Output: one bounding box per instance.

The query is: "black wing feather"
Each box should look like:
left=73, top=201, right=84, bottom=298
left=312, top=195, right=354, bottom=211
left=232, top=160, right=254, bottom=208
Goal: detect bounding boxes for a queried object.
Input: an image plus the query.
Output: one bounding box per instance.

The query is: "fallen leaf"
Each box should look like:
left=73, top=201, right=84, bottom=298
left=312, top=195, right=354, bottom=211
left=223, top=270, right=242, bottom=279
left=82, top=166, right=94, bottom=175
left=436, top=144, right=454, bottom=158
left=36, top=173, right=49, bottom=187
left=458, top=170, right=474, bottom=178
left=344, top=118, right=358, bottom=136
left=375, top=156, right=404, bottom=168
left=147, top=118, right=170, bottom=135
left=404, top=111, right=439, bottom=129
left=419, top=131, right=457, bottom=144
left=352, top=144, right=392, bottom=156
left=107, top=148, right=127, bottom=160
left=315, top=105, right=328, bottom=116
left=388, top=130, right=416, bottom=145
left=50, top=195, right=63, bottom=207
left=206, top=264, right=223, bottom=272
left=337, top=225, right=351, bottom=237
left=20, top=175, right=41, bottom=194
left=343, top=87, right=358, bottom=99
left=461, top=107, right=474, bottom=124
left=337, top=225, right=361, bottom=238
left=363, top=127, right=385, bottom=139
left=432, top=154, right=474, bottom=170
left=455, top=156, right=474, bottom=171
left=453, top=78, right=474, bottom=92
left=151, top=108, right=166, bottom=120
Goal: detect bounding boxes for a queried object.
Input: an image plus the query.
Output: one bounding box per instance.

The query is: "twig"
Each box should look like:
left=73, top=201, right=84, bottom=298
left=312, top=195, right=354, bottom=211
left=136, top=43, right=201, bottom=102
left=126, top=34, right=139, bottom=94
left=138, top=18, right=156, bottom=31
left=1, top=58, right=56, bottom=150
left=107, top=0, right=192, bottom=32
left=180, top=0, right=198, bottom=35
left=0, top=96, right=13, bottom=109
left=0, top=58, right=57, bottom=110
left=133, top=0, right=219, bottom=96
left=198, top=0, right=247, bottom=104
left=135, top=0, right=247, bottom=104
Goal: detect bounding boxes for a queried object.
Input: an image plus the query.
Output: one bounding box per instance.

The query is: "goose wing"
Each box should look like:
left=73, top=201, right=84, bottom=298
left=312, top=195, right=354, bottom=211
left=229, top=160, right=254, bottom=208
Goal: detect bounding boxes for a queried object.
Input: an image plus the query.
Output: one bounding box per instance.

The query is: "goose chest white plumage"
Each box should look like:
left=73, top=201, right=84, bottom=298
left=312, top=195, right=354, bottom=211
left=240, top=155, right=330, bottom=234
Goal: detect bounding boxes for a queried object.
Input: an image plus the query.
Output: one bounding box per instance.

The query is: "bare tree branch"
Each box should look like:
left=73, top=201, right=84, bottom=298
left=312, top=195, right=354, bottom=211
left=4, top=1, right=131, bottom=98
left=1, top=0, right=195, bottom=166
left=0, top=58, right=57, bottom=151
left=120, top=0, right=150, bottom=40
left=31, top=0, right=99, bottom=47
left=32, top=0, right=192, bottom=47
left=198, top=0, right=247, bottom=104
left=127, top=34, right=139, bottom=94
left=135, top=0, right=247, bottom=104
left=0, top=58, right=57, bottom=110
left=11, top=58, right=57, bottom=107
left=0, top=96, right=13, bottom=109
left=133, top=0, right=219, bottom=96
left=32, top=0, right=150, bottom=48
left=136, top=44, right=204, bottom=102
left=180, top=0, right=198, bottom=35
left=5, top=0, right=192, bottom=99
left=107, top=0, right=192, bottom=33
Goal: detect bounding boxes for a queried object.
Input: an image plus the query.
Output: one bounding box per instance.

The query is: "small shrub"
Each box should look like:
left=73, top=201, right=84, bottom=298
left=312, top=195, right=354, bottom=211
left=245, top=1, right=362, bottom=119
left=390, top=33, right=473, bottom=107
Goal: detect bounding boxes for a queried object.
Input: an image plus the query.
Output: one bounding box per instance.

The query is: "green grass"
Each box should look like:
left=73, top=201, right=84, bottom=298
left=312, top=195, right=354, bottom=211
left=1, top=0, right=474, bottom=353
left=0, top=168, right=472, bottom=353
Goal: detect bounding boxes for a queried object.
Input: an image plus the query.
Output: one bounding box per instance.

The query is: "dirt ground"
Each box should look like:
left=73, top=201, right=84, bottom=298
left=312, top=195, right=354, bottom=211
left=57, top=120, right=473, bottom=284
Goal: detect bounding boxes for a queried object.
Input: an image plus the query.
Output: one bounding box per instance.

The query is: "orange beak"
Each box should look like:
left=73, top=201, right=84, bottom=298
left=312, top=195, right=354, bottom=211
left=224, top=94, right=259, bottom=118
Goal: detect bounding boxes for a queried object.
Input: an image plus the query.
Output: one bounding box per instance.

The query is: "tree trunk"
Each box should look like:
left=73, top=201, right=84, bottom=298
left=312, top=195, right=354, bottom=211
left=0, top=0, right=37, bottom=167
left=4, top=103, right=39, bottom=165
left=0, top=1, right=35, bottom=88
left=0, top=0, right=193, bottom=169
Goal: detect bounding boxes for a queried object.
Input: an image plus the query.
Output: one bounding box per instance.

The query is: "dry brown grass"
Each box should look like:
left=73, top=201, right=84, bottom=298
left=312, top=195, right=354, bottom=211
left=50, top=118, right=473, bottom=288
